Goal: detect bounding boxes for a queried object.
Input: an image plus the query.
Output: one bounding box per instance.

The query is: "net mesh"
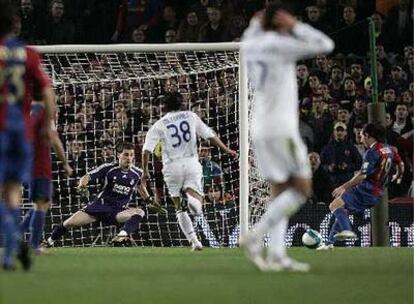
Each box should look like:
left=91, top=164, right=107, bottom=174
left=30, top=50, right=246, bottom=247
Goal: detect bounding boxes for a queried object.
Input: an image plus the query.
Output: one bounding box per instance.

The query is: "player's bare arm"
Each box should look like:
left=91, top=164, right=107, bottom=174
left=391, top=161, right=404, bottom=184
left=41, top=87, right=57, bottom=134
left=208, top=136, right=238, bottom=158
left=332, top=171, right=366, bottom=198
left=141, top=150, right=151, bottom=182
left=48, top=121, right=73, bottom=176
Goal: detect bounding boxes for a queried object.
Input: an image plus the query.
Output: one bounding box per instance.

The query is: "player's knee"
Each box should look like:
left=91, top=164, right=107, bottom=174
left=187, top=196, right=203, bottom=216
left=63, top=218, right=73, bottom=228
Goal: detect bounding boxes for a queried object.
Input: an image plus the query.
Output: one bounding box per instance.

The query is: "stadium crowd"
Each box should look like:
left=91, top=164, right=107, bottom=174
left=12, top=0, right=413, bottom=245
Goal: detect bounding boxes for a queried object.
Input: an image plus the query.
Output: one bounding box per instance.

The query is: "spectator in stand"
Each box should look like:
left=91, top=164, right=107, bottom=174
left=353, top=95, right=368, bottom=123
left=364, top=76, right=373, bottom=100
left=111, top=0, right=163, bottom=42
left=308, top=152, right=333, bottom=204
left=383, top=0, right=413, bottom=52
left=314, top=55, right=331, bottom=83
left=306, top=73, right=322, bottom=98
left=387, top=64, right=409, bottom=91
left=304, top=5, right=330, bottom=33
left=164, top=29, right=177, bottom=43
left=190, top=0, right=210, bottom=24
left=198, top=5, right=229, bottom=42
left=100, top=143, right=115, bottom=163
left=18, top=0, right=40, bottom=43
left=385, top=112, right=400, bottom=147
left=131, top=28, right=147, bottom=43
left=149, top=5, right=179, bottom=43
left=329, top=65, right=344, bottom=98
left=38, top=0, right=75, bottom=44
left=176, top=10, right=201, bottom=42
left=352, top=121, right=365, bottom=156
left=337, top=106, right=354, bottom=130
left=382, top=87, right=398, bottom=113
left=199, top=144, right=224, bottom=190
left=376, top=45, right=392, bottom=75
left=297, top=63, right=310, bottom=99
left=321, top=121, right=362, bottom=187
left=228, top=13, right=248, bottom=41
left=392, top=103, right=413, bottom=136
left=311, top=97, right=332, bottom=153
left=401, top=90, right=413, bottom=115
left=339, top=77, right=358, bottom=106
left=335, top=6, right=366, bottom=55
left=349, top=61, right=364, bottom=89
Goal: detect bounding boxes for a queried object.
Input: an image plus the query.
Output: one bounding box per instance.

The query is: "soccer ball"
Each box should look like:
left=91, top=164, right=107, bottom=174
left=302, top=229, right=322, bottom=249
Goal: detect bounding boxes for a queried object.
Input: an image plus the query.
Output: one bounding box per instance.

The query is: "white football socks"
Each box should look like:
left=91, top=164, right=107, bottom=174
left=186, top=194, right=203, bottom=216
left=268, top=216, right=288, bottom=260
left=176, top=210, right=197, bottom=243
left=253, top=188, right=306, bottom=237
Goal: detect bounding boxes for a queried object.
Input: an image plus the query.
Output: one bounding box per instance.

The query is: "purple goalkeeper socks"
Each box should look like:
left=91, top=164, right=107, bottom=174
left=122, top=215, right=142, bottom=234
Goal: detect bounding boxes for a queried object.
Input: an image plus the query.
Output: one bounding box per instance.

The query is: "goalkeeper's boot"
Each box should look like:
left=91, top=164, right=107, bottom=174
left=316, top=243, right=334, bottom=251
left=265, top=256, right=310, bottom=273
left=240, top=233, right=266, bottom=271
left=17, top=241, right=32, bottom=271
left=334, top=230, right=357, bottom=241
left=34, top=246, right=51, bottom=256
left=191, top=238, right=203, bottom=252
left=41, top=238, right=53, bottom=248
left=111, top=235, right=132, bottom=247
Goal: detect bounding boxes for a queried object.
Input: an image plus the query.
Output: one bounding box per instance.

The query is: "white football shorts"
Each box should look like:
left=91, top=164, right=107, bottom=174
left=253, top=134, right=311, bottom=183
left=162, top=158, right=203, bottom=197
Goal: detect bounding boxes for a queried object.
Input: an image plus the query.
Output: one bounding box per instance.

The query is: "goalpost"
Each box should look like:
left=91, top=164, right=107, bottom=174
left=31, top=43, right=257, bottom=247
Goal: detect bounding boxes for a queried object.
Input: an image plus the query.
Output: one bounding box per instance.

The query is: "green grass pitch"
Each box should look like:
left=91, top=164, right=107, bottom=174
left=0, top=247, right=412, bottom=304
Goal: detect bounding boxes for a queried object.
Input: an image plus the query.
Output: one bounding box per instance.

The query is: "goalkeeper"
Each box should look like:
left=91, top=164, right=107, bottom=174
left=43, top=142, right=165, bottom=247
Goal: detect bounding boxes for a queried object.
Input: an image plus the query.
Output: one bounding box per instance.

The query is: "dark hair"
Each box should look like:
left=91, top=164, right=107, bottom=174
left=0, top=0, right=16, bottom=38
left=362, top=123, right=386, bottom=142
left=163, top=92, right=183, bottom=112
left=118, top=141, right=135, bottom=152
left=263, top=1, right=293, bottom=31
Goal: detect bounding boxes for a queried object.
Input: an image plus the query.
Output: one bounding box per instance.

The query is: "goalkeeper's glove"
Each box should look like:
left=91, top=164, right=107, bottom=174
left=77, top=186, right=89, bottom=198
left=144, top=197, right=167, bottom=215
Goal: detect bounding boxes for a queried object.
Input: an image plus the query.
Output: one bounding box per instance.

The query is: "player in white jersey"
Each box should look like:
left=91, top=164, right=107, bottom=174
left=142, top=92, right=237, bottom=251
left=241, top=2, right=334, bottom=272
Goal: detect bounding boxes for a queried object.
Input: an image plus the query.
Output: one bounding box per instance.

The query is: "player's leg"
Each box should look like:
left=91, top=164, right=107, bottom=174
left=29, top=200, right=49, bottom=252
left=328, top=196, right=356, bottom=241
left=112, top=208, right=145, bottom=244
left=1, top=183, right=24, bottom=269
left=46, top=211, right=96, bottom=246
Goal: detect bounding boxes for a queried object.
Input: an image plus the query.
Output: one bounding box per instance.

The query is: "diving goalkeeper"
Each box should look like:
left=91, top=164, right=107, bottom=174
left=43, top=142, right=165, bottom=247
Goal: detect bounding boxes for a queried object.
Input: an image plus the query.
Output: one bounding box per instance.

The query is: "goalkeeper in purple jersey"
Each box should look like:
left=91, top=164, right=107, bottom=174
left=44, top=142, right=164, bottom=247
left=318, top=123, right=404, bottom=250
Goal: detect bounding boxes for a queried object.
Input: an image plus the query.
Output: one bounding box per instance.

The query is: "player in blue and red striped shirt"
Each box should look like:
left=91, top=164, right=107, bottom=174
left=318, top=123, right=404, bottom=249
left=0, top=1, right=56, bottom=270
left=20, top=101, right=73, bottom=254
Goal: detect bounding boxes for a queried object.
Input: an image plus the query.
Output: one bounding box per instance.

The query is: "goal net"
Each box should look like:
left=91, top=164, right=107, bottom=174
left=27, top=44, right=412, bottom=248
left=28, top=44, right=257, bottom=247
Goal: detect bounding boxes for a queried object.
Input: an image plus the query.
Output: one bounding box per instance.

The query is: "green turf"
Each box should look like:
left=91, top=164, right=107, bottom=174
left=0, top=247, right=412, bottom=304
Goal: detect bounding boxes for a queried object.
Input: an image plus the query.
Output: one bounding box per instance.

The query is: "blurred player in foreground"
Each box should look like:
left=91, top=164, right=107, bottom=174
left=0, top=1, right=56, bottom=271
left=240, top=1, right=334, bottom=272
left=142, top=92, right=237, bottom=251
left=318, top=123, right=404, bottom=250
left=43, top=142, right=164, bottom=247
left=20, top=101, right=73, bottom=254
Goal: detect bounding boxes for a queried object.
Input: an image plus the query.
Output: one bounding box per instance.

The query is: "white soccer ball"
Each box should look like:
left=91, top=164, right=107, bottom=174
left=302, top=229, right=322, bottom=249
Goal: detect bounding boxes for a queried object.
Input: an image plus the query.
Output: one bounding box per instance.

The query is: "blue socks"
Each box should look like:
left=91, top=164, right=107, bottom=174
left=29, top=210, right=46, bottom=249
left=328, top=219, right=341, bottom=245
left=1, top=204, right=21, bottom=268
left=122, top=215, right=143, bottom=234
left=333, top=208, right=352, bottom=231
left=20, top=209, right=34, bottom=233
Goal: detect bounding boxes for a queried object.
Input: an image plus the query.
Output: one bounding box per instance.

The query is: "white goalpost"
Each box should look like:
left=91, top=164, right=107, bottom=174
left=32, top=43, right=255, bottom=247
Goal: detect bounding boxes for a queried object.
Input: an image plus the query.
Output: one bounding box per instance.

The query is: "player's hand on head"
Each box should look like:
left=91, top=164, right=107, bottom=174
left=275, top=10, right=297, bottom=32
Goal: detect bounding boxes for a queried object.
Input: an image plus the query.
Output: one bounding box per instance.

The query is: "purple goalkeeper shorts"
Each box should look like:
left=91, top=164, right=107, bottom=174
left=82, top=199, right=125, bottom=225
